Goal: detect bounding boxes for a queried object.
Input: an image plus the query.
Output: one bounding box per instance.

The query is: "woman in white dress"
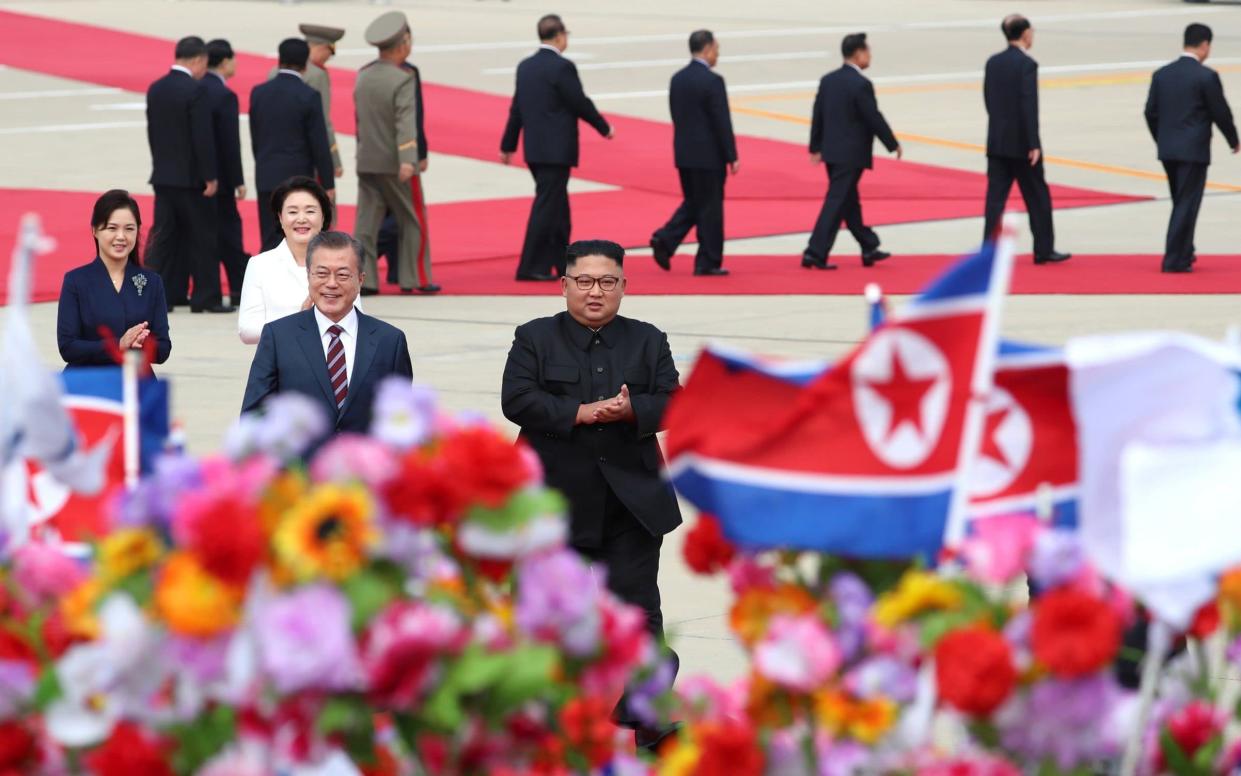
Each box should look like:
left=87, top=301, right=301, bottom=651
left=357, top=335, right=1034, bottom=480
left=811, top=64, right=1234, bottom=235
left=237, top=177, right=349, bottom=344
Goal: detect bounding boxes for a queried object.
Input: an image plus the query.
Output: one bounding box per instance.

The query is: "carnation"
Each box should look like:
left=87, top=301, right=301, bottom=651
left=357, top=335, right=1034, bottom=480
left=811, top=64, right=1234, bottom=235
left=934, top=625, right=1017, bottom=717
left=1031, top=587, right=1122, bottom=677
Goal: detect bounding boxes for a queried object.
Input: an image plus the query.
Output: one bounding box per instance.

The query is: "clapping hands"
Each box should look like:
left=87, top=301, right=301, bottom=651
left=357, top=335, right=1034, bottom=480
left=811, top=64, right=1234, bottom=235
left=576, top=384, right=635, bottom=425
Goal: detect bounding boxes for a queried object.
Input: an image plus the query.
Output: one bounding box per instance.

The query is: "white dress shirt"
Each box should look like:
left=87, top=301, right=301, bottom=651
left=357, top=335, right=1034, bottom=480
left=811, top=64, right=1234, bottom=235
left=170, top=65, right=193, bottom=77
left=539, top=43, right=562, bottom=56
left=237, top=239, right=362, bottom=344
left=314, top=305, right=358, bottom=386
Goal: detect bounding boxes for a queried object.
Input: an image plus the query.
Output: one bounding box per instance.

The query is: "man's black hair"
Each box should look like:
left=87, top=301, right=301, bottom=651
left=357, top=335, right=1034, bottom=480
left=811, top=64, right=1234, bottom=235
left=278, top=38, right=311, bottom=70
left=174, top=36, right=207, bottom=60
left=206, top=39, right=233, bottom=69
left=841, top=33, right=868, bottom=60
left=1002, top=15, right=1031, bottom=42
left=538, top=14, right=565, bottom=42
left=689, top=29, right=714, bottom=55
left=566, top=239, right=624, bottom=267
left=1185, top=23, right=1213, bottom=49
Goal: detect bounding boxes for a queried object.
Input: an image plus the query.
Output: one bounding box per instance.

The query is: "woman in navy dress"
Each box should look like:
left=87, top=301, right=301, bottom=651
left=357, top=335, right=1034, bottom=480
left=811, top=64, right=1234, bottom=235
left=57, top=190, right=171, bottom=368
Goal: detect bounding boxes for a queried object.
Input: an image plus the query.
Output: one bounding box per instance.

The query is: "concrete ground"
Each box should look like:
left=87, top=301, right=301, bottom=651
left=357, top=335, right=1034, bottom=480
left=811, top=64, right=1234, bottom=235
left=4, top=0, right=1241, bottom=682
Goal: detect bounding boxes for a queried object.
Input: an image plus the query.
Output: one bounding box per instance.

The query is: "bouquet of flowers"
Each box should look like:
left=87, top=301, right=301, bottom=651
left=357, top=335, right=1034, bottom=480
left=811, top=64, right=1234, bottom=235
left=0, top=382, right=664, bottom=775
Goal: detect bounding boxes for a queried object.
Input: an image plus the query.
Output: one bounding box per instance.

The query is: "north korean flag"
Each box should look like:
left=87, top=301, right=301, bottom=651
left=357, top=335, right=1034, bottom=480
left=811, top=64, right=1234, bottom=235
left=665, top=237, right=1013, bottom=559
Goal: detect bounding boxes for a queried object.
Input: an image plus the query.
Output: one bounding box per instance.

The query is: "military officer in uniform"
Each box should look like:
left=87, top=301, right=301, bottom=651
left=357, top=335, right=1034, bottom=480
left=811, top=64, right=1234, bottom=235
left=353, top=11, right=438, bottom=295
left=269, top=24, right=346, bottom=181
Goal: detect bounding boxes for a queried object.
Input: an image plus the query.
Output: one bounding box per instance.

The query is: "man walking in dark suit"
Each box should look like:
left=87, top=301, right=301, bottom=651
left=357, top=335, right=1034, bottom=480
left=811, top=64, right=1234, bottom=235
left=203, top=39, right=247, bottom=307
left=249, top=38, right=335, bottom=252
left=1145, top=23, right=1239, bottom=274
left=501, top=239, right=681, bottom=750
left=242, top=231, right=413, bottom=434
left=650, top=30, right=738, bottom=277
left=982, top=15, right=1071, bottom=265
left=501, top=15, right=614, bottom=281
left=145, top=36, right=228, bottom=313
left=802, top=33, right=901, bottom=270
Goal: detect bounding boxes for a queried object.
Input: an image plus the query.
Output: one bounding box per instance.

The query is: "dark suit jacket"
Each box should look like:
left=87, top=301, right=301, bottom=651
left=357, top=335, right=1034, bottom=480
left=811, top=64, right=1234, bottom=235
left=670, top=60, right=738, bottom=170
left=1145, top=55, right=1239, bottom=164
left=501, top=312, right=683, bottom=541
left=241, top=308, right=413, bottom=434
left=57, top=258, right=171, bottom=367
left=202, top=72, right=244, bottom=189
left=248, top=72, right=335, bottom=192
left=984, top=46, right=1041, bottom=159
left=146, top=68, right=216, bottom=188
left=500, top=48, right=611, bottom=167
left=809, top=65, right=898, bottom=169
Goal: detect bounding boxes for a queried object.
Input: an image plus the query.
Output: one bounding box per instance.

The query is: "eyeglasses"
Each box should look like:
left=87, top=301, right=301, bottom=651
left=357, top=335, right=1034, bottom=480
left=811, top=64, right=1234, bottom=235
left=310, top=269, right=357, bottom=284
left=566, top=274, right=620, bottom=292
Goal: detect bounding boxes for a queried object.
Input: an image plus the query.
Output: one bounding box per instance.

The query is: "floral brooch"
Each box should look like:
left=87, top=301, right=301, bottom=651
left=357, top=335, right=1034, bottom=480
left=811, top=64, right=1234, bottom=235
left=132, top=274, right=147, bottom=297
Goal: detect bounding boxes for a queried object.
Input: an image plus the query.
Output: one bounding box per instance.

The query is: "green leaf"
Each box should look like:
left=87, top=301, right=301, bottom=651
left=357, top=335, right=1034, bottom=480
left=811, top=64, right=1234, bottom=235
left=317, top=695, right=377, bottom=765
left=484, top=646, right=558, bottom=717
left=342, top=569, right=400, bottom=632
left=1159, top=727, right=1200, bottom=776
left=1192, top=733, right=1223, bottom=772
left=31, top=667, right=61, bottom=709
left=112, top=569, right=155, bottom=607
left=169, top=705, right=236, bottom=775
left=918, top=610, right=976, bottom=649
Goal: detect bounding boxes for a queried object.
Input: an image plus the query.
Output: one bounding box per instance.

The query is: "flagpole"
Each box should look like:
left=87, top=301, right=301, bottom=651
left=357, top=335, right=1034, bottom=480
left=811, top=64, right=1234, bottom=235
left=943, top=216, right=1018, bottom=546
left=1120, top=619, right=1172, bottom=776
left=122, top=350, right=139, bottom=490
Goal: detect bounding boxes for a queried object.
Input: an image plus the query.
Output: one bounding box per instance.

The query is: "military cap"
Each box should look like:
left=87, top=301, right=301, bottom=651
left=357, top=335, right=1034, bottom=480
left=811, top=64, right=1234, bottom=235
left=364, top=11, right=410, bottom=48
left=299, top=24, right=345, bottom=48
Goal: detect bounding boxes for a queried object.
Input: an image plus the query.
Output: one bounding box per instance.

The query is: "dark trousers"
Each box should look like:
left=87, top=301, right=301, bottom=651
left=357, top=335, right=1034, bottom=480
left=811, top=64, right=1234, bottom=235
left=653, top=167, right=727, bottom=272
left=982, top=155, right=1055, bottom=257
left=257, top=191, right=282, bottom=253
left=805, top=164, right=879, bottom=262
left=518, top=164, right=572, bottom=277
left=215, top=187, right=249, bottom=304
left=146, top=185, right=220, bottom=308
left=1161, top=160, right=1207, bottom=270
left=573, top=487, right=677, bottom=730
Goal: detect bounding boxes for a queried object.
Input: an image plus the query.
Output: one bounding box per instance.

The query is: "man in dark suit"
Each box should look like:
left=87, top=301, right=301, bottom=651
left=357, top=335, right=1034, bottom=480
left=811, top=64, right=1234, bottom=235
left=145, top=36, right=228, bottom=313
left=203, top=39, right=248, bottom=306
left=249, top=38, right=335, bottom=252
left=1145, top=23, right=1239, bottom=273
left=982, top=15, right=1071, bottom=265
left=501, top=239, right=682, bottom=749
left=242, top=231, right=413, bottom=433
left=650, top=30, right=738, bottom=277
left=802, top=33, right=901, bottom=270
left=500, top=15, right=613, bottom=281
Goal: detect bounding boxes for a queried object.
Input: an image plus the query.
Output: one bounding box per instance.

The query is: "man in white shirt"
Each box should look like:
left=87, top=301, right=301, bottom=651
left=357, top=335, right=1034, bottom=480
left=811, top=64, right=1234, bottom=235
left=241, top=231, right=413, bottom=436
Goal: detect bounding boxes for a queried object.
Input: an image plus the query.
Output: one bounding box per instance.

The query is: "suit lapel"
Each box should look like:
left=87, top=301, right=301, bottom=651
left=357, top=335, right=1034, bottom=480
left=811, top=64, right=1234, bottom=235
left=296, top=310, right=337, bottom=406
left=340, top=311, right=379, bottom=416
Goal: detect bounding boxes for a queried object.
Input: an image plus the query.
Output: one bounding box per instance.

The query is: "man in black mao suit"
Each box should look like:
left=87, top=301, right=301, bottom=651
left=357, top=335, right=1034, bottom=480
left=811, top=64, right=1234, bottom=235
left=982, top=15, right=1070, bottom=265
left=803, top=33, right=901, bottom=270
left=501, top=239, right=682, bottom=748
left=501, top=14, right=613, bottom=281
left=242, top=231, right=413, bottom=435
left=1145, top=23, right=1239, bottom=273
left=203, top=39, right=247, bottom=306
left=650, top=30, right=738, bottom=277
left=249, top=38, right=336, bottom=252
left=145, top=36, right=226, bottom=313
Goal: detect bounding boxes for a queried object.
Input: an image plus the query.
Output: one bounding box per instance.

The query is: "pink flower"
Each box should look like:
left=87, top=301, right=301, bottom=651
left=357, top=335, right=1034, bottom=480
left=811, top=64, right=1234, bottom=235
left=361, top=601, right=468, bottom=708
left=676, top=675, right=749, bottom=723
left=754, top=614, right=841, bottom=692
left=11, top=543, right=87, bottom=605
left=727, top=556, right=777, bottom=594
left=309, top=434, right=399, bottom=487
left=957, top=514, right=1041, bottom=584
left=579, top=596, right=652, bottom=697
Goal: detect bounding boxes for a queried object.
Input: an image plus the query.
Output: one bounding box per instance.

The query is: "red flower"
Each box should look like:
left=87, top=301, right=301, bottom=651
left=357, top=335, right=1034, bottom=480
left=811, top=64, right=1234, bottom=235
left=1155, top=701, right=1223, bottom=772
left=695, top=720, right=764, bottom=776
left=1031, top=587, right=1122, bottom=677
left=84, top=722, right=174, bottom=776
left=558, top=697, right=614, bottom=769
left=383, top=452, right=460, bottom=528
left=439, top=427, right=533, bottom=509
left=176, top=491, right=265, bottom=587
left=682, top=515, right=736, bottom=576
left=357, top=745, right=399, bottom=776
left=1189, top=600, right=1220, bottom=639
left=0, top=722, right=37, bottom=770
left=934, top=625, right=1017, bottom=717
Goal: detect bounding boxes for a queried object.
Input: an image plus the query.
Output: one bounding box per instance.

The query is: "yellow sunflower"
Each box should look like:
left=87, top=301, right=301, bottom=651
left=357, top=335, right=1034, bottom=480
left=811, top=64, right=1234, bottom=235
left=871, top=570, right=962, bottom=628
left=274, top=484, right=378, bottom=581
left=97, top=527, right=163, bottom=584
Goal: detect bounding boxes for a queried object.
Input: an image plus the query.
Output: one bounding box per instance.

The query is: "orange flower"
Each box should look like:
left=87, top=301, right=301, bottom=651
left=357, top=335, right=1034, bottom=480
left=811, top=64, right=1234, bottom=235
left=60, top=578, right=104, bottom=640
left=729, top=584, right=817, bottom=646
left=815, top=690, right=897, bottom=744
left=258, top=471, right=308, bottom=536
left=1219, top=567, right=1241, bottom=624
left=154, top=552, right=243, bottom=638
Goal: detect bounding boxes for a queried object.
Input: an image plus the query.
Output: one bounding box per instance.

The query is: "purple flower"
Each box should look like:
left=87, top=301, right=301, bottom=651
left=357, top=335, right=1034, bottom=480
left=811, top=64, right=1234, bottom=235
left=514, top=549, right=601, bottom=656
left=625, top=655, right=677, bottom=728
left=0, top=660, right=36, bottom=720
left=998, top=674, right=1129, bottom=769
left=111, top=453, right=202, bottom=530
left=253, top=585, right=363, bottom=694
left=370, top=379, right=437, bottom=450
left=844, top=656, right=918, bottom=703
left=1028, top=528, right=1084, bottom=590
left=831, top=572, right=872, bottom=660
left=166, top=634, right=231, bottom=686
left=228, top=393, right=328, bottom=461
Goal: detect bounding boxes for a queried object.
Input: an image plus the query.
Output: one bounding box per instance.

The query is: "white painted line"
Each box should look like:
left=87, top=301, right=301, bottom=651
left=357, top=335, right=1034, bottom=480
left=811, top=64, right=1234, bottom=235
left=0, top=87, right=122, bottom=101
left=483, top=50, right=830, bottom=75
left=0, top=120, right=146, bottom=135
left=89, top=101, right=147, bottom=111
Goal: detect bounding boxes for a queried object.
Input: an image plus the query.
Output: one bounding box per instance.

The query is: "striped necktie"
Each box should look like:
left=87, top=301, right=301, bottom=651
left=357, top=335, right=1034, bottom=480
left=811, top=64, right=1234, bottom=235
left=326, top=324, right=348, bottom=411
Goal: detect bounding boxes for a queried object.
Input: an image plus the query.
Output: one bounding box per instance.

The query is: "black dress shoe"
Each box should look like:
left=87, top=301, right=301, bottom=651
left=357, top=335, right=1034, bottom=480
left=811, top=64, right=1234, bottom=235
left=415, top=284, right=441, bottom=294
left=801, top=255, right=838, bottom=270
left=1034, top=251, right=1071, bottom=265
left=650, top=237, right=672, bottom=271
left=360, top=288, right=380, bottom=297
left=861, top=249, right=890, bottom=267
left=190, top=303, right=235, bottom=314
left=1162, top=265, right=1193, bottom=274
left=693, top=267, right=729, bottom=276
left=515, top=272, right=558, bottom=282
left=635, top=722, right=683, bottom=754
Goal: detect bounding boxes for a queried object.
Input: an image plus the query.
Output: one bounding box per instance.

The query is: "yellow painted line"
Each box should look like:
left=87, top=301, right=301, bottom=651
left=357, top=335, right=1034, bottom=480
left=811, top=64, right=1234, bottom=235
left=728, top=103, right=1241, bottom=192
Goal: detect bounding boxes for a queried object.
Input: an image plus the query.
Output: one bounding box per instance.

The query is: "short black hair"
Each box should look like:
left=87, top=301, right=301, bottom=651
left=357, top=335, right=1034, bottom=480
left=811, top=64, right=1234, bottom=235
left=1002, top=15, right=1031, bottom=42
left=174, top=36, right=207, bottom=61
left=278, top=38, right=310, bottom=69
left=91, top=189, right=143, bottom=267
left=307, top=231, right=364, bottom=274
left=841, top=33, right=868, bottom=60
left=269, top=176, right=334, bottom=231
left=689, top=29, right=714, bottom=55
left=206, top=39, right=233, bottom=68
left=566, top=239, right=624, bottom=268
left=538, top=14, right=565, bottom=42
left=1185, top=23, right=1213, bottom=48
